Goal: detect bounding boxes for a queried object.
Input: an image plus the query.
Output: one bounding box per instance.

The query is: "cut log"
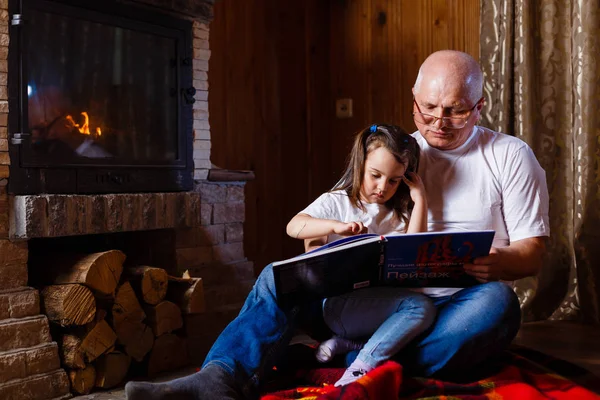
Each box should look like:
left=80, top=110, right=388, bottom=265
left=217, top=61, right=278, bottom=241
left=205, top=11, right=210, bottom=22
left=144, top=301, right=183, bottom=336
left=124, top=266, right=168, bottom=305
left=95, top=351, right=131, bottom=389
left=112, top=281, right=145, bottom=325
left=123, top=323, right=154, bottom=362
left=45, top=250, right=125, bottom=297
left=147, top=334, right=188, bottom=377
left=60, top=334, right=85, bottom=369
left=80, top=319, right=117, bottom=362
left=41, top=284, right=96, bottom=326
left=68, top=364, right=96, bottom=395
left=94, top=308, right=108, bottom=323
left=167, top=276, right=205, bottom=314
left=113, top=318, right=154, bottom=362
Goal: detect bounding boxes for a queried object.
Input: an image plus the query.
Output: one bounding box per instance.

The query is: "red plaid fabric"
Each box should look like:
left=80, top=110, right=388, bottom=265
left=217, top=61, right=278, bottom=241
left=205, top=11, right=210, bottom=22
left=260, top=355, right=600, bottom=400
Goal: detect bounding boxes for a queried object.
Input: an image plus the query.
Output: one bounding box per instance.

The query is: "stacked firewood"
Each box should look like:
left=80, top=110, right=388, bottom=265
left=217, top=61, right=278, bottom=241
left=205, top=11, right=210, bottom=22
left=38, top=250, right=205, bottom=395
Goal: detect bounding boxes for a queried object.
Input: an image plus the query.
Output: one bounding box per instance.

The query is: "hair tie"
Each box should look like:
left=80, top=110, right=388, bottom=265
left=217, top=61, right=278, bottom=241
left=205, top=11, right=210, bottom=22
left=369, top=124, right=377, bottom=133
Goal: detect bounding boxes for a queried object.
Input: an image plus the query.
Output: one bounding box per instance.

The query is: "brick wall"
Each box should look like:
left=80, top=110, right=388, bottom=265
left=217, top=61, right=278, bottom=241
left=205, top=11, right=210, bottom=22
left=175, top=182, right=255, bottom=362
left=0, top=241, right=70, bottom=397
left=192, top=22, right=212, bottom=180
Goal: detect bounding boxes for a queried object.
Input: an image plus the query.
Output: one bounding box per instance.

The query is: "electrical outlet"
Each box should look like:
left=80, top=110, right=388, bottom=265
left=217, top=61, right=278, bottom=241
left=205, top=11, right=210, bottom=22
left=336, top=98, right=353, bottom=118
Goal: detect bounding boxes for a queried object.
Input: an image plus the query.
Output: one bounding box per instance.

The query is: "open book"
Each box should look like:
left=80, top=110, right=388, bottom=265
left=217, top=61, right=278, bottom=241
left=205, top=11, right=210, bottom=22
left=272, top=230, right=495, bottom=308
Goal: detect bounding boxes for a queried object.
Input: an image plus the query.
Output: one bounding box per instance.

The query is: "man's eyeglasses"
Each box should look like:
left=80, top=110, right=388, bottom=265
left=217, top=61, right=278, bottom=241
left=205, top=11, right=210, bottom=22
left=412, top=98, right=481, bottom=129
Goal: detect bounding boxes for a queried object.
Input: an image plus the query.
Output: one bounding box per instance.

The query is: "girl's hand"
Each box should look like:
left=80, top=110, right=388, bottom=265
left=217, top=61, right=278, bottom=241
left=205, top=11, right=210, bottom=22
left=333, top=221, right=367, bottom=236
left=402, top=172, right=427, bottom=203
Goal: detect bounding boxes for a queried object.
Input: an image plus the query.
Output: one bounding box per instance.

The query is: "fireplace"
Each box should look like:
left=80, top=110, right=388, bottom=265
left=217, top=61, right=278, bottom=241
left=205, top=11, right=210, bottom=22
left=0, top=0, right=256, bottom=398
left=8, top=0, right=195, bottom=194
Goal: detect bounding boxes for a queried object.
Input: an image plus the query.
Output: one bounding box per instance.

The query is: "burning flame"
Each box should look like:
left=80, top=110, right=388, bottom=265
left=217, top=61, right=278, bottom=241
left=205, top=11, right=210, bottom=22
left=66, top=112, right=101, bottom=136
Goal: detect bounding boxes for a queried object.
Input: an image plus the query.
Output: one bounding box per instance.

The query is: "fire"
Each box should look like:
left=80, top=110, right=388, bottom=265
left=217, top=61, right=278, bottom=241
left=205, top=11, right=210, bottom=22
left=65, top=112, right=101, bottom=136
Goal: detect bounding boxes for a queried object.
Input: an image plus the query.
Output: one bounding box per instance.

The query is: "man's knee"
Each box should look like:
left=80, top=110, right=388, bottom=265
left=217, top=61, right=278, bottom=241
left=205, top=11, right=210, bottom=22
left=463, top=282, right=520, bottom=319
left=461, top=282, right=521, bottom=342
left=253, top=264, right=275, bottom=292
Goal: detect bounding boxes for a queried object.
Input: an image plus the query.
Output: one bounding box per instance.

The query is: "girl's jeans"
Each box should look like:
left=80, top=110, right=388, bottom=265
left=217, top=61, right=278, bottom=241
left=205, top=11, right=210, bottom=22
left=322, top=287, right=436, bottom=369
left=202, top=264, right=521, bottom=396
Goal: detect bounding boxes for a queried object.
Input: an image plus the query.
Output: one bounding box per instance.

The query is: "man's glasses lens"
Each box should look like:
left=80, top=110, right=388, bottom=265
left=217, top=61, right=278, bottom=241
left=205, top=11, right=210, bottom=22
left=412, top=98, right=480, bottom=129
left=413, top=113, right=468, bottom=129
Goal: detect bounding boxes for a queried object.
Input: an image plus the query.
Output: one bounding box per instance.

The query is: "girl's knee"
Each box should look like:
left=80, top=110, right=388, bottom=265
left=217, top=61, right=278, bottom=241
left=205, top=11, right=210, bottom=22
left=398, top=295, right=437, bottom=325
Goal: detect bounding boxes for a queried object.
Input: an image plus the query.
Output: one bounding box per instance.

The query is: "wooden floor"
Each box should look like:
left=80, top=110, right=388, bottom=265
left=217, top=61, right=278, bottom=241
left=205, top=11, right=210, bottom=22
left=513, top=320, right=600, bottom=393
left=72, top=367, right=197, bottom=400
left=74, top=320, right=600, bottom=399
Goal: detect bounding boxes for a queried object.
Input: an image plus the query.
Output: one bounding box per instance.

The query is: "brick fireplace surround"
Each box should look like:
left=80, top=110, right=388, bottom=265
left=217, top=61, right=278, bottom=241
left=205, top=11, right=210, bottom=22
left=0, top=1, right=256, bottom=398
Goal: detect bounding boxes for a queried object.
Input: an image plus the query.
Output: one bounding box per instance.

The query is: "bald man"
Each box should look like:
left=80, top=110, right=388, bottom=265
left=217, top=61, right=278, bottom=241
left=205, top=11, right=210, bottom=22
left=401, top=50, right=549, bottom=373
left=126, top=51, right=549, bottom=400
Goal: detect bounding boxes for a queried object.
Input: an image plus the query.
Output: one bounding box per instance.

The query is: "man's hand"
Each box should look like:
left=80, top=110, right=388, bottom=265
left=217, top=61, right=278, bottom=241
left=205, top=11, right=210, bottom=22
left=464, top=237, right=546, bottom=282
left=333, top=221, right=367, bottom=236
left=464, top=247, right=502, bottom=282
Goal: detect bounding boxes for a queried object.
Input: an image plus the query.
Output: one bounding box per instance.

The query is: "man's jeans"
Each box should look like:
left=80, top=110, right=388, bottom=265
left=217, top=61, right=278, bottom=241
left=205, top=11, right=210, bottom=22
left=202, top=264, right=521, bottom=395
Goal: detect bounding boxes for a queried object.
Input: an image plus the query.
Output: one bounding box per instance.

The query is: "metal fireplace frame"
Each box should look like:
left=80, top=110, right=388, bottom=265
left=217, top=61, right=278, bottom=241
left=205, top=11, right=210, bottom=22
left=7, top=0, right=195, bottom=194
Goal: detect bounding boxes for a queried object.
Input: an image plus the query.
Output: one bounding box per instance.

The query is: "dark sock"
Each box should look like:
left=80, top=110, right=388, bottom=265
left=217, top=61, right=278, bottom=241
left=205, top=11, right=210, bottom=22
left=125, top=364, right=242, bottom=400
left=315, top=336, right=364, bottom=363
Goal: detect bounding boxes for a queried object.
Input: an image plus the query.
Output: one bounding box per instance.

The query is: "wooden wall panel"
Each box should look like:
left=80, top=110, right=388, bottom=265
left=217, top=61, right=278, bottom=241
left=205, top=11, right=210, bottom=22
left=330, top=0, right=480, bottom=164
left=277, top=2, right=310, bottom=259
left=210, top=0, right=479, bottom=273
left=400, top=0, right=429, bottom=132
left=305, top=1, right=334, bottom=198
left=370, top=0, right=402, bottom=124
left=210, top=0, right=331, bottom=271
left=329, top=1, right=373, bottom=180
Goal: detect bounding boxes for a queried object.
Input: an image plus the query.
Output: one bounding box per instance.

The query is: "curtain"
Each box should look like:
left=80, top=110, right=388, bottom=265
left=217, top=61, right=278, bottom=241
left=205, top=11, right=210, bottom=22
left=480, top=0, right=600, bottom=323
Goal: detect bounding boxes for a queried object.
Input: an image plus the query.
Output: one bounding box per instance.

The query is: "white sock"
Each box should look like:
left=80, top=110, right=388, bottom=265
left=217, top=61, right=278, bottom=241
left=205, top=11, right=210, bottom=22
left=334, top=358, right=374, bottom=387
left=315, top=336, right=364, bottom=363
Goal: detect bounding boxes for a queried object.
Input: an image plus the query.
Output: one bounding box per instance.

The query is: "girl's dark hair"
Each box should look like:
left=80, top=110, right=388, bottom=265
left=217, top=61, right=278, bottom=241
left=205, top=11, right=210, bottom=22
left=332, top=124, right=420, bottom=231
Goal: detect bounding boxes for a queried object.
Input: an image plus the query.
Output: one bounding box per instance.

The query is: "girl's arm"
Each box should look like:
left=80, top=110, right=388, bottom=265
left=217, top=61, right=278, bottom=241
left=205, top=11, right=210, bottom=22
left=403, top=172, right=428, bottom=233
left=407, top=196, right=427, bottom=233
left=286, top=213, right=366, bottom=240
left=304, top=237, right=327, bottom=253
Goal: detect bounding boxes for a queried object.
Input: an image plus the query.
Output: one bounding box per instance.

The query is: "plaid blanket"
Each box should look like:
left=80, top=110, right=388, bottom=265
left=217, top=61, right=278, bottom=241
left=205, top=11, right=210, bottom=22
left=260, top=352, right=600, bottom=400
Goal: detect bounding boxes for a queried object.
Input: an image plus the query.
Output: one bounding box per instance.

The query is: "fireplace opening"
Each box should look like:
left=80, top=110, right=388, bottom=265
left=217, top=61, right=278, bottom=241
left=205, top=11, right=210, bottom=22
left=27, top=229, right=193, bottom=392
left=8, top=0, right=195, bottom=194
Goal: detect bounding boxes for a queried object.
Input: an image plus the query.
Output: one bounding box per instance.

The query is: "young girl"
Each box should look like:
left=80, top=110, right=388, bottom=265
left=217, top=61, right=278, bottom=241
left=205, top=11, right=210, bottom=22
left=286, top=124, right=435, bottom=387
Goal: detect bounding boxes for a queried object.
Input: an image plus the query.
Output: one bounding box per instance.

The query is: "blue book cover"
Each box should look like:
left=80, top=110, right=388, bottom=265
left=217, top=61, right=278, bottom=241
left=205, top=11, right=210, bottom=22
left=272, top=230, right=495, bottom=308
left=382, top=231, right=495, bottom=287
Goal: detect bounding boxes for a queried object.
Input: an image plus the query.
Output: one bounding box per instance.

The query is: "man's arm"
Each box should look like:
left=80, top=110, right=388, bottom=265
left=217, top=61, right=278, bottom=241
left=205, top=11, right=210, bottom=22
left=464, top=236, right=546, bottom=282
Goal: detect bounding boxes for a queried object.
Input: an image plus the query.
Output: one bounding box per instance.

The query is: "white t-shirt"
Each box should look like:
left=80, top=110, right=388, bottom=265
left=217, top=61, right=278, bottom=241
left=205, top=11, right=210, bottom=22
left=300, top=126, right=549, bottom=297
left=300, top=191, right=405, bottom=243
left=412, top=126, right=550, bottom=296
